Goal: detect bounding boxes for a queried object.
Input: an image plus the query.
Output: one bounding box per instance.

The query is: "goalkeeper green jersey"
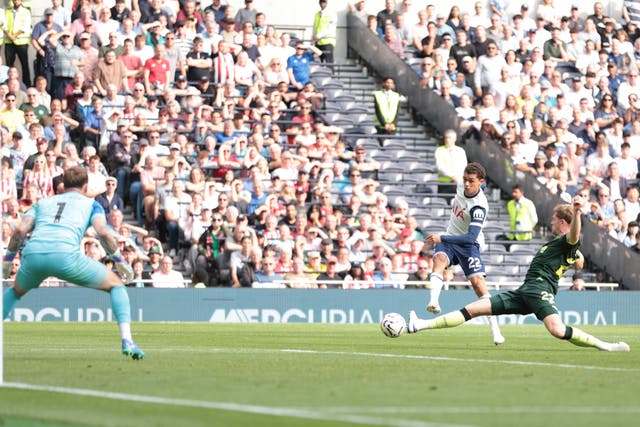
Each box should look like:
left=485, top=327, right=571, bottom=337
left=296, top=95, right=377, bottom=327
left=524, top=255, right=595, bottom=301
left=522, top=234, right=580, bottom=295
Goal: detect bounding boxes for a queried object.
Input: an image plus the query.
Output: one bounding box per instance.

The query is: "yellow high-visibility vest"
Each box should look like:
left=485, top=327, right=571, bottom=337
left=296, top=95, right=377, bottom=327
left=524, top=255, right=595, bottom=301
left=507, top=199, right=536, bottom=240
left=4, top=6, right=31, bottom=46
left=373, top=90, right=399, bottom=126
left=313, top=10, right=336, bottom=46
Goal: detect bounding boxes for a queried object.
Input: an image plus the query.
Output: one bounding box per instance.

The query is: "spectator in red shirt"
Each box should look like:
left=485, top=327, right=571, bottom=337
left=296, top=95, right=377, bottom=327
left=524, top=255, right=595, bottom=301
left=143, top=44, right=171, bottom=95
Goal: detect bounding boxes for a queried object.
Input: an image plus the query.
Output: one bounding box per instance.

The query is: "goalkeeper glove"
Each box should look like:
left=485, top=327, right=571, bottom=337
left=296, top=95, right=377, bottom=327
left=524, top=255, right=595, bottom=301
left=2, top=251, right=16, bottom=279
left=111, top=250, right=134, bottom=283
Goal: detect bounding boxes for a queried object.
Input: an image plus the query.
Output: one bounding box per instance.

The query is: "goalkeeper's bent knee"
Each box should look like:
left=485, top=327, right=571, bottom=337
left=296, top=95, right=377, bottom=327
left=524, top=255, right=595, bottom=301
left=460, top=307, right=472, bottom=321
left=562, top=325, right=574, bottom=340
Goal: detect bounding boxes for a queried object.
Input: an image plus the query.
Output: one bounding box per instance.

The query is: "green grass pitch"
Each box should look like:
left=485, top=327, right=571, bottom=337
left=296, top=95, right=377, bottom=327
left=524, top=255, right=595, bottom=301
left=0, top=322, right=638, bottom=427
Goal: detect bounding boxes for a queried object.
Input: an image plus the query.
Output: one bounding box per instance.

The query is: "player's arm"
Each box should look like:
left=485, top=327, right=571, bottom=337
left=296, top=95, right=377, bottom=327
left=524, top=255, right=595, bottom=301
left=92, top=205, right=133, bottom=282
left=3, top=215, right=35, bottom=273
left=571, top=250, right=585, bottom=270
left=568, top=195, right=584, bottom=245
left=93, top=214, right=119, bottom=255
left=439, top=224, right=482, bottom=246
left=438, top=205, right=487, bottom=246
left=6, top=215, right=35, bottom=254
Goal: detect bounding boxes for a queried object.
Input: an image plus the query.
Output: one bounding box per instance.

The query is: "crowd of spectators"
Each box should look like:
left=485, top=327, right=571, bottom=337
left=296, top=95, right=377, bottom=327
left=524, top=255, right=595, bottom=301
left=1, top=0, right=446, bottom=289
left=358, top=0, right=640, bottom=254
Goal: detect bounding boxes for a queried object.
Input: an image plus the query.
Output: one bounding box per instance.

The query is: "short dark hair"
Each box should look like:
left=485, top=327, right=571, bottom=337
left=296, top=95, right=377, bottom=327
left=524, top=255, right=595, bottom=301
left=63, top=166, right=88, bottom=190
left=464, top=162, right=486, bottom=180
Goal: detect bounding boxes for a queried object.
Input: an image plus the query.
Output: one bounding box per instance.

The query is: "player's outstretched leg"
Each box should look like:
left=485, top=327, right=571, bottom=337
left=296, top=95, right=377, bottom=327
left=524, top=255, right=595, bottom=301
left=480, top=295, right=505, bottom=345
left=544, top=315, right=630, bottom=352
left=563, top=326, right=630, bottom=352
left=110, top=285, right=145, bottom=360
left=407, top=308, right=469, bottom=333
left=409, top=298, right=492, bottom=334
left=427, top=273, right=443, bottom=314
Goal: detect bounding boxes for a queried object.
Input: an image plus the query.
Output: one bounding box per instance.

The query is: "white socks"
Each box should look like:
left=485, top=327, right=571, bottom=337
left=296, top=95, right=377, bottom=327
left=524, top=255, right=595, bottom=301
left=480, top=294, right=504, bottom=344
left=119, top=322, right=132, bottom=341
left=428, top=273, right=444, bottom=307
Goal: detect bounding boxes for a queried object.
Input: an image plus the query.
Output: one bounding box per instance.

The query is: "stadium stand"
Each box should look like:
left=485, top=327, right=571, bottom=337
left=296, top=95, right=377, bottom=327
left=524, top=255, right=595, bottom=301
left=1, top=1, right=637, bottom=290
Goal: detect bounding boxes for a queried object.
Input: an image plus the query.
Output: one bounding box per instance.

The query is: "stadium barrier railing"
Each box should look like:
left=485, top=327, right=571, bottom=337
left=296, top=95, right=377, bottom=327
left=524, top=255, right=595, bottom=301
left=3, top=279, right=616, bottom=291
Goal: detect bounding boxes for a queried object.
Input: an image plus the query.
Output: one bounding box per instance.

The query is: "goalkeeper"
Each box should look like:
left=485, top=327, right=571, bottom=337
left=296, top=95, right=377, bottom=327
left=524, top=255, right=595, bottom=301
left=2, top=166, right=144, bottom=360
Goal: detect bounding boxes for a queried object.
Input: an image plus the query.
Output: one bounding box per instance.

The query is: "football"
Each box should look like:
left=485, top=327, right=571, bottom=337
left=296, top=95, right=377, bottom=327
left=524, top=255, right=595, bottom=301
left=380, top=312, right=407, bottom=338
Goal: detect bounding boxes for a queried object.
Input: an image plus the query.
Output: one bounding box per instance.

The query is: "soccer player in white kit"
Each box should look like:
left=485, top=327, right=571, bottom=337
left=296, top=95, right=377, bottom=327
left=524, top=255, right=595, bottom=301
left=423, top=162, right=504, bottom=345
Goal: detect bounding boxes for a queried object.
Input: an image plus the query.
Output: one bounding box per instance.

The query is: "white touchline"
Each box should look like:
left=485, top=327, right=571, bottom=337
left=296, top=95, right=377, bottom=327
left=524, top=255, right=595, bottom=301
left=280, top=349, right=638, bottom=372
left=1, top=382, right=478, bottom=427
left=325, top=406, right=640, bottom=415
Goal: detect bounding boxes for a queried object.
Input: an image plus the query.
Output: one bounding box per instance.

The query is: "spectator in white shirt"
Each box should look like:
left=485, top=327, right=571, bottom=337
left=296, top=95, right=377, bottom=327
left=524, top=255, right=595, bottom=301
left=151, top=256, right=186, bottom=288
left=474, top=41, right=506, bottom=97
left=615, top=142, right=639, bottom=179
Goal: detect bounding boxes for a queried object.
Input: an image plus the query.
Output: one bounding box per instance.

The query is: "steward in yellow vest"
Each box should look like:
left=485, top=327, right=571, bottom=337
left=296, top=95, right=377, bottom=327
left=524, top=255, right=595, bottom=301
left=373, top=77, right=400, bottom=135
left=313, top=0, right=337, bottom=63
left=3, top=0, right=31, bottom=86
left=507, top=184, right=538, bottom=241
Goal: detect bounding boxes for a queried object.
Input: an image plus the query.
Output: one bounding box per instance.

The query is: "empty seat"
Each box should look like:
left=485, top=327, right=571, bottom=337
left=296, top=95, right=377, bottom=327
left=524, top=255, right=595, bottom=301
left=509, top=243, right=539, bottom=253
left=309, top=64, right=333, bottom=77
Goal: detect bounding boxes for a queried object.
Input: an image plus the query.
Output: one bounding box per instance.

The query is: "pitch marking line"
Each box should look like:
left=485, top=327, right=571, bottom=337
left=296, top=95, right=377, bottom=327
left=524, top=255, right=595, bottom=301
left=326, top=406, right=640, bottom=415
left=281, top=349, right=638, bottom=372
left=1, top=382, right=477, bottom=427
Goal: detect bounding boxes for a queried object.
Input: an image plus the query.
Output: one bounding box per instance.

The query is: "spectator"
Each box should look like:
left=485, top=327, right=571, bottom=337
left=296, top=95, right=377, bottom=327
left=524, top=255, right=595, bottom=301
left=253, top=256, right=284, bottom=287
left=586, top=137, right=614, bottom=177
left=377, top=0, right=398, bottom=31
left=93, top=49, right=129, bottom=95
left=623, top=221, right=639, bottom=247
left=21, top=154, right=54, bottom=202
left=373, top=256, right=405, bottom=289
left=229, top=235, right=253, bottom=288
left=144, top=44, right=171, bottom=95
left=236, top=0, right=258, bottom=26
left=159, top=180, right=192, bottom=258
left=50, top=30, right=85, bottom=101
left=383, top=24, right=404, bottom=59
left=194, top=212, right=228, bottom=287
left=474, top=40, right=507, bottom=98
left=32, top=8, right=63, bottom=91
left=543, top=27, right=570, bottom=63
left=316, top=256, right=345, bottom=288
left=239, top=247, right=262, bottom=287
left=569, top=272, right=586, bottom=291
left=283, top=256, right=316, bottom=288
left=96, top=176, right=124, bottom=215
left=623, top=186, right=640, bottom=222
left=286, top=41, right=321, bottom=90
left=151, top=255, right=186, bottom=288
left=601, top=161, right=629, bottom=202
left=407, top=257, right=432, bottom=287
left=595, top=187, right=616, bottom=221
left=348, top=1, right=368, bottom=23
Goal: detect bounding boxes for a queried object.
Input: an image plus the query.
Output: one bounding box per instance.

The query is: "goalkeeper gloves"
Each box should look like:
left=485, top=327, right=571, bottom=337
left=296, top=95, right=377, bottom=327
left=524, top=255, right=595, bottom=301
left=2, top=251, right=16, bottom=279
left=111, top=250, right=134, bottom=283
